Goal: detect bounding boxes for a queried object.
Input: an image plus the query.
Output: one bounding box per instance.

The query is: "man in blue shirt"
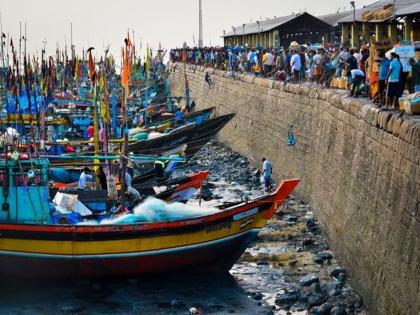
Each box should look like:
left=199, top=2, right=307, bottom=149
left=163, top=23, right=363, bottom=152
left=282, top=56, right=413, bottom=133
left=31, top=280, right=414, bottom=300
left=387, top=52, right=402, bottom=109
left=377, top=51, right=390, bottom=107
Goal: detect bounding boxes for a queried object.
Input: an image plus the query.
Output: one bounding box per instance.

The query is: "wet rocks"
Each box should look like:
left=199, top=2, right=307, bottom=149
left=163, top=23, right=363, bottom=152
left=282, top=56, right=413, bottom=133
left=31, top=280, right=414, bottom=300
left=299, top=274, right=319, bottom=287
left=307, top=292, right=324, bottom=307
left=302, top=237, right=315, bottom=247
left=330, top=266, right=346, bottom=279
left=177, top=142, right=364, bottom=315
left=275, top=289, right=302, bottom=308
left=285, top=215, right=298, bottom=224
left=250, top=292, right=264, bottom=300
left=61, top=305, right=85, bottom=314
left=310, top=302, right=333, bottom=314
left=330, top=305, right=347, bottom=315
left=313, top=251, right=333, bottom=264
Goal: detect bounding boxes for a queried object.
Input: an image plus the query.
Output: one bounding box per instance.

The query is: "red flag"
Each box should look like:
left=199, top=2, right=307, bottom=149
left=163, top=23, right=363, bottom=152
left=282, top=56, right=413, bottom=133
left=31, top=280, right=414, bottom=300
left=127, top=31, right=132, bottom=47
left=88, top=51, right=95, bottom=81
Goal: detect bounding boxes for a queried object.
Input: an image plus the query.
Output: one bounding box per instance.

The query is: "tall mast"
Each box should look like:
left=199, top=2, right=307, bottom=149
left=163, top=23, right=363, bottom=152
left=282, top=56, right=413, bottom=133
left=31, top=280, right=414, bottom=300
left=0, top=12, right=4, bottom=68
left=198, top=0, right=203, bottom=48
left=70, top=22, right=74, bottom=59
left=24, top=22, right=27, bottom=58
left=6, top=32, right=9, bottom=66
left=19, top=21, right=21, bottom=71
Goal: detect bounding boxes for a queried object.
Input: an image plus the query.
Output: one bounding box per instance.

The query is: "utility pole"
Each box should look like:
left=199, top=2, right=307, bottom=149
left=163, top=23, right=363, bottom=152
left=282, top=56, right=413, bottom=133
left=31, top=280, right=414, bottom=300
left=198, top=0, right=203, bottom=48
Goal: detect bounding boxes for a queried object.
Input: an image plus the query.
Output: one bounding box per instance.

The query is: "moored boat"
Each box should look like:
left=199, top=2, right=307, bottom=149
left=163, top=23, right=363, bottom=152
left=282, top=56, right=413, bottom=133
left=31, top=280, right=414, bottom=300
left=0, top=157, right=299, bottom=277
left=128, top=113, right=235, bottom=157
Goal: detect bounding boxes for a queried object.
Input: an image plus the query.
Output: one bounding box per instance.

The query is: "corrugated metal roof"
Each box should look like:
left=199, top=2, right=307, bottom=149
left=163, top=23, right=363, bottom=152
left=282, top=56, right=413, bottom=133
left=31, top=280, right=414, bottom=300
left=224, top=13, right=305, bottom=37
left=317, top=10, right=353, bottom=27
left=395, top=2, right=420, bottom=16
left=338, top=0, right=420, bottom=23
left=223, top=0, right=420, bottom=38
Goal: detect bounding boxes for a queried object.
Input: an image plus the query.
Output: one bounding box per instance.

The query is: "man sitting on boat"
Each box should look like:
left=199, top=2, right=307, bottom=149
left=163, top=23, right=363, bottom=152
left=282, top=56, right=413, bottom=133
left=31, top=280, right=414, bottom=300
left=78, top=167, right=93, bottom=191
left=154, top=156, right=167, bottom=183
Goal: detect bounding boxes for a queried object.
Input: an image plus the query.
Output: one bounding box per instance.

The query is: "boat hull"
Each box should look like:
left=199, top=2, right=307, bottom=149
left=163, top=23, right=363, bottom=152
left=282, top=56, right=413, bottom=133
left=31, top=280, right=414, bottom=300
left=0, top=179, right=299, bottom=278
left=0, top=228, right=259, bottom=277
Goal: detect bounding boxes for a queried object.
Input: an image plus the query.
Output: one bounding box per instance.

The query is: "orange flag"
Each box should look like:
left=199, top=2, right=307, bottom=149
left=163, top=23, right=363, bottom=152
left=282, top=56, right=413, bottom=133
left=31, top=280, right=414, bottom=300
left=88, top=51, right=95, bottom=81
left=121, top=48, right=129, bottom=97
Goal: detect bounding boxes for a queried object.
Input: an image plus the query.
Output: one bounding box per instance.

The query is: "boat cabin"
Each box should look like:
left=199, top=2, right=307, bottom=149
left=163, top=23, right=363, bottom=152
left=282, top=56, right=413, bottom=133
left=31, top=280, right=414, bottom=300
left=0, top=159, right=50, bottom=224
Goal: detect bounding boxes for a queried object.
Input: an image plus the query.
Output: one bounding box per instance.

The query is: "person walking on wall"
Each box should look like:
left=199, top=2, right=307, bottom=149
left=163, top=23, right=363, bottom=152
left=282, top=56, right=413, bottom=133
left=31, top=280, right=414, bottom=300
left=262, top=50, right=274, bottom=77
left=377, top=51, right=390, bottom=107
left=291, top=50, right=301, bottom=83
left=386, top=52, right=402, bottom=109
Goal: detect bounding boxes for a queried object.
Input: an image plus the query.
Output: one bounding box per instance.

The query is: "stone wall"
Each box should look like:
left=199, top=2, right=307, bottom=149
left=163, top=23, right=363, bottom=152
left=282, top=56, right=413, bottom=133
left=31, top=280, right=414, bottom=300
left=169, top=64, right=420, bottom=315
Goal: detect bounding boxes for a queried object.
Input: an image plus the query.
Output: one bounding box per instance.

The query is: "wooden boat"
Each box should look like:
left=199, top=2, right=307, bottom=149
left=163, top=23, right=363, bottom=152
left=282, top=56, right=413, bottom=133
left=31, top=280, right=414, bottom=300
left=0, top=173, right=299, bottom=277
left=134, top=170, right=209, bottom=203
left=128, top=123, right=197, bottom=155
left=150, top=106, right=216, bottom=127
left=184, top=113, right=235, bottom=157
left=52, top=171, right=209, bottom=210
left=128, top=113, right=235, bottom=157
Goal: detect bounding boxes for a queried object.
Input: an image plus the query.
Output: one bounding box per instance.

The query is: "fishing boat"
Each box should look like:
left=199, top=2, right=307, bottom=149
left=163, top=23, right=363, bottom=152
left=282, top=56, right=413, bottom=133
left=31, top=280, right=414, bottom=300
left=128, top=123, right=197, bottom=155
left=52, top=171, right=209, bottom=208
left=184, top=113, right=235, bottom=157
left=0, top=158, right=299, bottom=277
left=149, top=106, right=216, bottom=127
left=128, top=113, right=235, bottom=156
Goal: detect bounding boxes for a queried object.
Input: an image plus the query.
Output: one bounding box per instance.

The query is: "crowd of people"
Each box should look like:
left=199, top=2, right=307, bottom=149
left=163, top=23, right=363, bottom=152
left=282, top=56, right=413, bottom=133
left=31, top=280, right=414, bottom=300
left=170, top=45, right=420, bottom=109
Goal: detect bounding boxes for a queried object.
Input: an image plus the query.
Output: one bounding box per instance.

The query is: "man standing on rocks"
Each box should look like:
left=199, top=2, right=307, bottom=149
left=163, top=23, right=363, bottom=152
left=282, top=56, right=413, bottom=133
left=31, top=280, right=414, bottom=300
left=262, top=158, right=273, bottom=191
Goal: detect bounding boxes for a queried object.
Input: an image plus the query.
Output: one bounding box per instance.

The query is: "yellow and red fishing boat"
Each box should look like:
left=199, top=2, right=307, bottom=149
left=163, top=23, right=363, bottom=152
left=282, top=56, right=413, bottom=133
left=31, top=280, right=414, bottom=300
left=0, top=159, right=299, bottom=277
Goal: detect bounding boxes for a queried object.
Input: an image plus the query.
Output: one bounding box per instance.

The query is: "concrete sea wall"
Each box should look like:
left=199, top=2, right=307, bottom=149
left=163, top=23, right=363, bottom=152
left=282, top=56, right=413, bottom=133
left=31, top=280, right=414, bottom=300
left=169, top=64, right=420, bottom=315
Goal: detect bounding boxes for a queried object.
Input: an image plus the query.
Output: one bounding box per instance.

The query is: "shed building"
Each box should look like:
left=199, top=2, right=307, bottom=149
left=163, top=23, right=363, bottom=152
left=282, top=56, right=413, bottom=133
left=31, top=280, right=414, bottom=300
left=222, top=12, right=334, bottom=49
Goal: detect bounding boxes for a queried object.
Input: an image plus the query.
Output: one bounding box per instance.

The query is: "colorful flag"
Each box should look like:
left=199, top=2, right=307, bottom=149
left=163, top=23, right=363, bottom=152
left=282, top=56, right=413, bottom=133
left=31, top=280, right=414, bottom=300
left=88, top=51, right=95, bottom=81
left=145, top=44, right=151, bottom=71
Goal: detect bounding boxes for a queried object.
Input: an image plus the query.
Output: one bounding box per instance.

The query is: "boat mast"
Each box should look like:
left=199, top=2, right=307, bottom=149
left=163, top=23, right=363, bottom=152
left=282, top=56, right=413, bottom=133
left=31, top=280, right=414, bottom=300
left=24, top=22, right=26, bottom=59
left=120, top=32, right=130, bottom=207
left=92, top=52, right=101, bottom=189
left=19, top=21, right=21, bottom=72
left=0, top=12, right=5, bottom=68
left=70, top=22, right=74, bottom=60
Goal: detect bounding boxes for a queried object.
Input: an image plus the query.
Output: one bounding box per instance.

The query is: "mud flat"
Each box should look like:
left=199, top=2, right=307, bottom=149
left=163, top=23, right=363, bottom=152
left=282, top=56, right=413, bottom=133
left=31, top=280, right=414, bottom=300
left=179, top=142, right=366, bottom=315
